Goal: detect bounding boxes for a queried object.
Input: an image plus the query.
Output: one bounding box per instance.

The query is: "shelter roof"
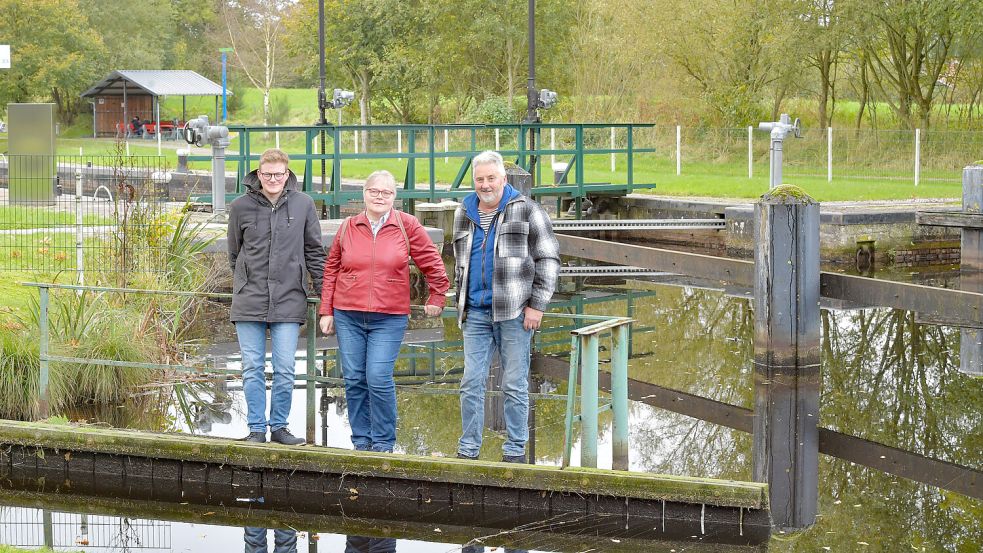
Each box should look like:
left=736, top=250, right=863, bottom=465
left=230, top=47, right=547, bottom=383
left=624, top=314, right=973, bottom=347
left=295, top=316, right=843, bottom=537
left=80, top=70, right=226, bottom=98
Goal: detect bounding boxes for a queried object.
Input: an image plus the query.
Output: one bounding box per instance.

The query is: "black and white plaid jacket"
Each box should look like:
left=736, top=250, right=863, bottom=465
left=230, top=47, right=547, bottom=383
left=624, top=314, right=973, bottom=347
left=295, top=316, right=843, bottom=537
left=452, top=193, right=560, bottom=326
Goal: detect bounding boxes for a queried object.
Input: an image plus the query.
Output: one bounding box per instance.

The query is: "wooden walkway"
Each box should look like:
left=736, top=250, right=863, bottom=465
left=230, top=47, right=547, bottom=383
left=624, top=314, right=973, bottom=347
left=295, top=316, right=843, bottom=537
left=0, top=421, right=770, bottom=547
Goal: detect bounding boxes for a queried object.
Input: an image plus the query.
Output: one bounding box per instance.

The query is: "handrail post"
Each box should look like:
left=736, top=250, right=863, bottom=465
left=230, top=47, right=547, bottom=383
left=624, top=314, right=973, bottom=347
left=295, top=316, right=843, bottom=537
left=575, top=125, right=585, bottom=219
left=306, top=301, right=318, bottom=445
left=332, top=126, right=342, bottom=218
left=627, top=125, right=634, bottom=188
left=38, top=285, right=51, bottom=419
left=428, top=127, right=436, bottom=202
left=580, top=334, right=599, bottom=468
left=611, top=323, right=629, bottom=470
left=562, top=335, right=580, bottom=468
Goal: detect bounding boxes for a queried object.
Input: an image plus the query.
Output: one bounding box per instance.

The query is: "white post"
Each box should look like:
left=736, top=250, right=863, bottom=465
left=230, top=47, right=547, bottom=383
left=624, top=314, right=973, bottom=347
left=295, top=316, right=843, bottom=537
left=155, top=99, right=162, bottom=156
left=125, top=142, right=130, bottom=156
left=75, top=170, right=84, bottom=287
left=550, top=128, right=556, bottom=166
left=275, top=127, right=280, bottom=149
left=676, top=125, right=681, bottom=176
left=313, top=133, right=318, bottom=153
left=443, top=128, right=448, bottom=162
left=748, top=125, right=753, bottom=179
left=495, top=128, right=501, bottom=150
left=397, top=129, right=402, bottom=153
left=914, top=128, right=921, bottom=187
left=827, top=127, right=833, bottom=183
left=354, top=130, right=359, bottom=154
left=79, top=146, right=83, bottom=157
left=610, top=127, right=616, bottom=172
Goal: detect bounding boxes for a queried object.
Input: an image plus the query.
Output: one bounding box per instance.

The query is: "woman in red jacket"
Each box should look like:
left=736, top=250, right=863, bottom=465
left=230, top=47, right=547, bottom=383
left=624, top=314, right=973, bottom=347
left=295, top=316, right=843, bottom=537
left=319, top=170, right=450, bottom=453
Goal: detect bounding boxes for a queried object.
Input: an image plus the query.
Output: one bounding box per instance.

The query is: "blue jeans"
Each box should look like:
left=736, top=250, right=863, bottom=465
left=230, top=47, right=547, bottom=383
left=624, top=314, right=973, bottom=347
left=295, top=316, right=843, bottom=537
left=236, top=322, right=301, bottom=433
left=458, top=308, right=534, bottom=458
left=244, top=527, right=297, bottom=553
left=334, top=309, right=409, bottom=452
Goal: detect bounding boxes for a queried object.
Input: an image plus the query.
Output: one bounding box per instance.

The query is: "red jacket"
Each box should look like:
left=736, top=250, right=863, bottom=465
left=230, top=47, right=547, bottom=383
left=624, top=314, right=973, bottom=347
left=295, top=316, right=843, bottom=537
left=319, top=211, right=449, bottom=316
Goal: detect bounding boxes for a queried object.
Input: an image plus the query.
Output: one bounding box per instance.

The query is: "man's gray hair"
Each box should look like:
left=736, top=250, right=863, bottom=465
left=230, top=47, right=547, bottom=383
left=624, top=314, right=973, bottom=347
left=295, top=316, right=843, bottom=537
left=472, top=150, right=506, bottom=176
left=365, top=169, right=397, bottom=190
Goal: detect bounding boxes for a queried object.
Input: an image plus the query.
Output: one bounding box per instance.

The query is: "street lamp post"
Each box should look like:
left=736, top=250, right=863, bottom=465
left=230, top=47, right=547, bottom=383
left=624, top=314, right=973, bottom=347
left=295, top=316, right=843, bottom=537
left=219, top=47, right=234, bottom=122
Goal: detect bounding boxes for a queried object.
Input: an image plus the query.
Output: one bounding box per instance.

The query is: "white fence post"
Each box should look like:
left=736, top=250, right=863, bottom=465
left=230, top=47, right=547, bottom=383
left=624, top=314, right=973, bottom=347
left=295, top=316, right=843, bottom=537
left=354, top=130, right=359, bottom=154
left=827, top=127, right=833, bottom=183
left=397, top=129, right=402, bottom=154
left=275, top=127, right=280, bottom=149
left=676, top=125, right=681, bottom=176
left=610, top=127, right=616, bottom=172
left=914, top=128, right=921, bottom=187
left=550, top=128, right=556, bottom=166
left=443, top=128, right=448, bottom=163
left=495, top=128, right=501, bottom=150
left=748, top=125, right=753, bottom=179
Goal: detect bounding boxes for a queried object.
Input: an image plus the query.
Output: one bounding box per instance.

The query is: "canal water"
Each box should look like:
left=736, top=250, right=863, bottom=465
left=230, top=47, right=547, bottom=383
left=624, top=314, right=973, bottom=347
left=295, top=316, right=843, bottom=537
left=1, top=269, right=980, bottom=551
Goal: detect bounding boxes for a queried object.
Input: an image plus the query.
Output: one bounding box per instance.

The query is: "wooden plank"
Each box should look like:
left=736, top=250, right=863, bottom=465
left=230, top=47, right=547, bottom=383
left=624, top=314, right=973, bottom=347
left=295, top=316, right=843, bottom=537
left=916, top=210, right=983, bottom=229
left=0, top=420, right=767, bottom=510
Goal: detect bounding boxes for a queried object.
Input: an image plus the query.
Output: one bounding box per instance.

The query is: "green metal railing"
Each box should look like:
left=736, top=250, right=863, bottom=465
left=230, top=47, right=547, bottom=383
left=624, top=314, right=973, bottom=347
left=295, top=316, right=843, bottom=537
left=187, top=123, right=656, bottom=217
left=561, top=316, right=632, bottom=470
left=25, top=282, right=633, bottom=468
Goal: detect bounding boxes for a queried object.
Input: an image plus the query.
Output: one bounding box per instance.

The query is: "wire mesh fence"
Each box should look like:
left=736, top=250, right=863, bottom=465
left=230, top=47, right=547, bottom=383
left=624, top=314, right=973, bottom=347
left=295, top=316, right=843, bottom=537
left=0, top=508, right=171, bottom=550
left=0, top=155, right=176, bottom=273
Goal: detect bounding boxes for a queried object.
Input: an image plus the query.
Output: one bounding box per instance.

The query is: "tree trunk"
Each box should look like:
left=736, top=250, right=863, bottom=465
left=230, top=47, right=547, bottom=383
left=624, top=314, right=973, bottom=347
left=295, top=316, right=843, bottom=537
left=358, top=71, right=371, bottom=153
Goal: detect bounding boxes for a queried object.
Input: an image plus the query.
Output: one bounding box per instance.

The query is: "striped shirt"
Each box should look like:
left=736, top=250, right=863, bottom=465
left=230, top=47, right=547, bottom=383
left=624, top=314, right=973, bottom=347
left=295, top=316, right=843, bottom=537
left=370, top=210, right=391, bottom=237
left=478, top=209, right=496, bottom=233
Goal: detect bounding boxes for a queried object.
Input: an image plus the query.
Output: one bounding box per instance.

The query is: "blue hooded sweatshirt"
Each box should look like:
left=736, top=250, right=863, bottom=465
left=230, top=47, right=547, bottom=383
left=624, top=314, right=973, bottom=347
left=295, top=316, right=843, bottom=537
left=464, top=183, right=522, bottom=310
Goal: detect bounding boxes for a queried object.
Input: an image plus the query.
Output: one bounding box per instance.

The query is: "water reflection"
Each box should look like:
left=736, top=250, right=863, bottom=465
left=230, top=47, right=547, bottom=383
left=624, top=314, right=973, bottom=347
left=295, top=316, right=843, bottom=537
left=245, top=527, right=297, bottom=553
left=24, top=272, right=980, bottom=552
left=344, top=535, right=396, bottom=553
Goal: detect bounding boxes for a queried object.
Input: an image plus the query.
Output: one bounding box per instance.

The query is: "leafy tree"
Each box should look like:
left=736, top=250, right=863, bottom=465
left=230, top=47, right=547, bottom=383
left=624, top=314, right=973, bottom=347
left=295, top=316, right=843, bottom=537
left=855, top=0, right=983, bottom=129
left=0, top=0, right=107, bottom=124
left=79, top=0, right=175, bottom=69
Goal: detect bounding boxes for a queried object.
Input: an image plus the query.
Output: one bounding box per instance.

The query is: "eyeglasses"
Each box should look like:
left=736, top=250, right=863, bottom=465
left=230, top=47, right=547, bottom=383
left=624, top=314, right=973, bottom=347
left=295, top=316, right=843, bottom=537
left=259, top=171, right=287, bottom=180
left=365, top=188, right=395, bottom=198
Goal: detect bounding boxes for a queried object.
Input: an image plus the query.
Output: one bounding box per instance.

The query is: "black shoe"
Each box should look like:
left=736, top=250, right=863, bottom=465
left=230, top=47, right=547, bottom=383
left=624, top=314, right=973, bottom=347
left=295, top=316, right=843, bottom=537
left=270, top=428, right=305, bottom=446
left=456, top=452, right=478, bottom=460
left=243, top=431, right=266, bottom=443
left=501, top=454, right=526, bottom=463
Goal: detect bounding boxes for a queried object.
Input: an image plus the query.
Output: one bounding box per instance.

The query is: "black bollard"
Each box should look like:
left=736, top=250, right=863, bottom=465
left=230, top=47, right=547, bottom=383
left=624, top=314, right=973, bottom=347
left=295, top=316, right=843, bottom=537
left=752, top=185, right=820, bottom=531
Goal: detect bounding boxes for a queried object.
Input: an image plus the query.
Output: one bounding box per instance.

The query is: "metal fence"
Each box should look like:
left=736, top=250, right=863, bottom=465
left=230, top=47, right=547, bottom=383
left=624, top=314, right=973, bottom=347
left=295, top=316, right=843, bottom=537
left=638, top=125, right=977, bottom=187
left=0, top=507, right=170, bottom=550
left=0, top=155, right=174, bottom=273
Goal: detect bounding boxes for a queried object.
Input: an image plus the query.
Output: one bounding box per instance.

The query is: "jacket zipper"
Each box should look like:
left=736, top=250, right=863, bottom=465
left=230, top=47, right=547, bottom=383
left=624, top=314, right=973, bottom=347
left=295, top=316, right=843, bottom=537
left=267, top=201, right=276, bottom=322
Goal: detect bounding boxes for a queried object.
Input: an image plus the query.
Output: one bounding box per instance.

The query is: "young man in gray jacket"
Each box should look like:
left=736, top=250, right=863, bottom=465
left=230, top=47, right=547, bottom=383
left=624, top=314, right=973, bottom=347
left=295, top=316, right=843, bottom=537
left=227, top=148, right=325, bottom=444
left=453, top=150, right=560, bottom=463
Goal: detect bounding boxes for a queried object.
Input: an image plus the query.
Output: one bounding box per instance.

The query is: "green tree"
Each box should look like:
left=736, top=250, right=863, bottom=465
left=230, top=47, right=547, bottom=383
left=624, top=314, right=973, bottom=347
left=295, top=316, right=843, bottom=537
left=0, top=0, right=107, bottom=124
left=856, top=0, right=983, bottom=129
left=79, top=0, right=175, bottom=69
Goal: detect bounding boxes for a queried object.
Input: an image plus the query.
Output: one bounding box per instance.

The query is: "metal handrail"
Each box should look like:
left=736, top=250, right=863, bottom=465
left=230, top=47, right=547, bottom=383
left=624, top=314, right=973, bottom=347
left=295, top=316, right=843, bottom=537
left=22, top=282, right=635, bottom=465
left=186, top=122, right=656, bottom=217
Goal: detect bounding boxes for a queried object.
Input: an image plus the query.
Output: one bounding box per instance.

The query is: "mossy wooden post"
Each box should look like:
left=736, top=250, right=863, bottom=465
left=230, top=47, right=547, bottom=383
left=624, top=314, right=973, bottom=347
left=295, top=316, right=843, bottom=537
left=960, top=165, right=983, bottom=375
left=752, top=185, right=820, bottom=531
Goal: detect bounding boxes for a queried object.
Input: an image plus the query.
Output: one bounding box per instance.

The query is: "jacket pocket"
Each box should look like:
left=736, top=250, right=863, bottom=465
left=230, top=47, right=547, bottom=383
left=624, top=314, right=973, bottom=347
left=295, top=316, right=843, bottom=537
left=497, top=221, right=529, bottom=258
left=233, top=259, right=248, bottom=294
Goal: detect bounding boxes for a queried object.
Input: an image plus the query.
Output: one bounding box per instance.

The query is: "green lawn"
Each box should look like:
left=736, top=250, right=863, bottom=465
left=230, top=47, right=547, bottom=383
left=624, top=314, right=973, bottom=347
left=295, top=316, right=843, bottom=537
left=0, top=206, right=113, bottom=229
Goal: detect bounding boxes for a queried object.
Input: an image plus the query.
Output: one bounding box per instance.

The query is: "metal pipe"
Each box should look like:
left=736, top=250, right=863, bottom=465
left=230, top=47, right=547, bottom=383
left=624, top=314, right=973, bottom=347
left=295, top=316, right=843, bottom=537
left=306, top=302, right=317, bottom=444
left=611, top=323, right=629, bottom=471
left=39, top=286, right=50, bottom=419
left=562, top=335, right=579, bottom=468
left=580, top=334, right=599, bottom=468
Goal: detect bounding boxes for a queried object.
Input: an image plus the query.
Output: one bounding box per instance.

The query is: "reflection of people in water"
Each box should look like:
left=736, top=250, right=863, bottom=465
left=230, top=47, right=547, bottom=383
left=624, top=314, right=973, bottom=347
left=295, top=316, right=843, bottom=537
left=345, top=535, right=396, bottom=553
left=244, top=527, right=297, bottom=553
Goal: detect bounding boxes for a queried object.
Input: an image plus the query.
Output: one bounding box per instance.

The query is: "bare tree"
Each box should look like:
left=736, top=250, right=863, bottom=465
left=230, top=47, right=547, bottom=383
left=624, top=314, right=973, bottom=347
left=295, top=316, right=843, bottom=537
left=222, top=0, right=292, bottom=125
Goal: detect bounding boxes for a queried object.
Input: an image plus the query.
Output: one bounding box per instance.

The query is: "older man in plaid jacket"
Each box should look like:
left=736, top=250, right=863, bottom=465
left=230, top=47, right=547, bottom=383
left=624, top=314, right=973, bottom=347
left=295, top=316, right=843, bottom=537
left=452, top=150, right=560, bottom=463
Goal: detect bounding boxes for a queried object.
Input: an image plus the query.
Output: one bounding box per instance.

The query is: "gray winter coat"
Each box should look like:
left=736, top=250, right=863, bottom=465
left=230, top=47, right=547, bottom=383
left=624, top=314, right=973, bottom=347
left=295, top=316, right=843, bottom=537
left=227, top=169, right=325, bottom=323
